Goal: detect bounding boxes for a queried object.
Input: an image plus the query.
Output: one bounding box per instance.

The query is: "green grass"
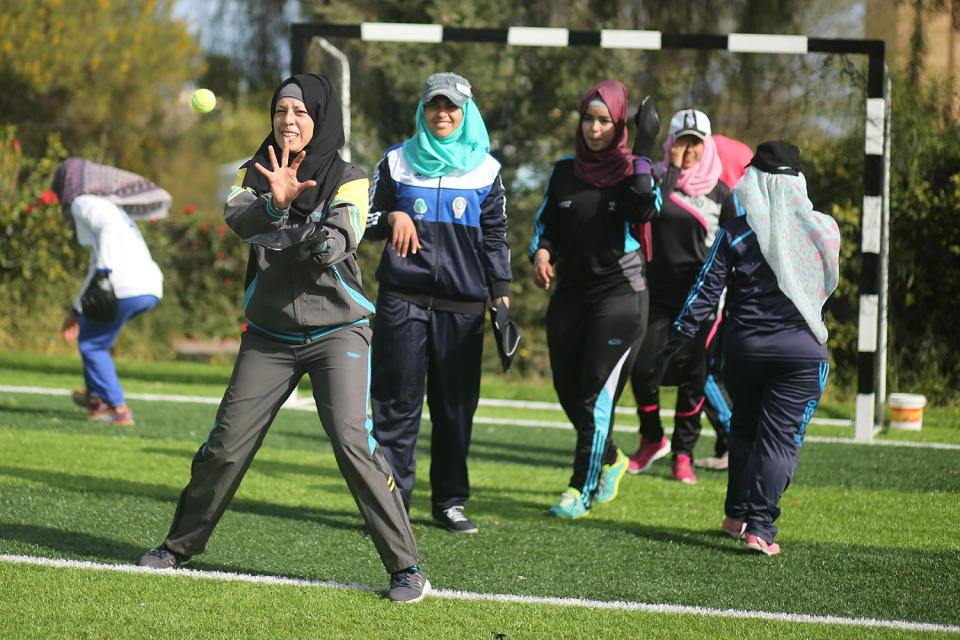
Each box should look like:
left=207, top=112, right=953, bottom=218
left=1, top=353, right=959, bottom=639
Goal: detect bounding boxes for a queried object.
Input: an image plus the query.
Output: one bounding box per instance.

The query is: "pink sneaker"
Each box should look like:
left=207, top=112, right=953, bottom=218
left=722, top=517, right=746, bottom=539
left=671, top=454, right=697, bottom=484
left=628, top=436, right=670, bottom=474
left=72, top=390, right=106, bottom=417
left=93, top=405, right=134, bottom=426
left=744, top=533, right=781, bottom=555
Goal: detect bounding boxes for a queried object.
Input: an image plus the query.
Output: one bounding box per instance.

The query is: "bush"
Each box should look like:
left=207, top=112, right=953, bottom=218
left=0, top=128, right=247, bottom=359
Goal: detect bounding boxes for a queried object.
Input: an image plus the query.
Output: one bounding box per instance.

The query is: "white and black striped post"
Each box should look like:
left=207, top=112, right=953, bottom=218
left=291, top=23, right=889, bottom=439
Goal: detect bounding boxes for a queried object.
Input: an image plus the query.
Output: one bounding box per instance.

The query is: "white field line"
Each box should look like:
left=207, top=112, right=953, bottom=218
left=1, top=554, right=957, bottom=634
left=3, top=385, right=956, bottom=450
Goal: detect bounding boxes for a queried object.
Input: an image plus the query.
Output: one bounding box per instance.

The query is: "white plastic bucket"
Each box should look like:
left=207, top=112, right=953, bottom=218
left=888, top=393, right=926, bottom=431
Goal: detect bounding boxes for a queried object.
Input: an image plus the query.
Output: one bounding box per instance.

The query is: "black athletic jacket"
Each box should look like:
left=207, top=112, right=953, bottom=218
left=528, top=155, right=661, bottom=301
left=648, top=164, right=737, bottom=311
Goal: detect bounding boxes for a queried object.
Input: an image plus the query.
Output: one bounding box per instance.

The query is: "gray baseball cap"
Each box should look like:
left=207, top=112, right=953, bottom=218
left=422, top=72, right=473, bottom=107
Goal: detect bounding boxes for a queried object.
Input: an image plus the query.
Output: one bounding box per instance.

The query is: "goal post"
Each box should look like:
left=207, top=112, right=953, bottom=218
left=290, top=23, right=890, bottom=440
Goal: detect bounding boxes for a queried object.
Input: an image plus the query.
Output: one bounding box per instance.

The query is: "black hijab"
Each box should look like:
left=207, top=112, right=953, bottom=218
left=242, top=74, right=346, bottom=218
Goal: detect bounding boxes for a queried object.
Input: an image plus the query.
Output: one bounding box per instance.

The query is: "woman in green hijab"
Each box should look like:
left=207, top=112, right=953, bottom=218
left=365, top=72, right=512, bottom=535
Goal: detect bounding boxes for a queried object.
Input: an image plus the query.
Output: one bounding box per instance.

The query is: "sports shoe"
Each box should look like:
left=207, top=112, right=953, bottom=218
left=722, top=517, right=746, bottom=539
left=593, top=449, right=629, bottom=504
left=672, top=454, right=697, bottom=484
left=547, top=488, right=588, bottom=519
left=72, top=390, right=106, bottom=417
left=695, top=452, right=729, bottom=470
left=93, top=405, right=134, bottom=425
left=138, top=544, right=191, bottom=569
left=744, top=533, right=781, bottom=555
left=433, top=505, right=478, bottom=533
left=388, top=566, right=430, bottom=603
left=628, top=436, right=670, bottom=474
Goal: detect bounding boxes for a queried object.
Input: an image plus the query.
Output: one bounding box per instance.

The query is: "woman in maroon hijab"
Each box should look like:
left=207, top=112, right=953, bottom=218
left=528, top=80, right=661, bottom=518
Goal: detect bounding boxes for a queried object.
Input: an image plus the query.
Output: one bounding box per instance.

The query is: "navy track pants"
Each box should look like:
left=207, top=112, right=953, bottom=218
left=370, top=293, right=484, bottom=514
left=723, top=356, right=829, bottom=544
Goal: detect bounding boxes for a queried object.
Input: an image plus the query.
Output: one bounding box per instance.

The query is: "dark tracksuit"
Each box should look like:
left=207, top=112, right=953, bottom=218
left=366, top=144, right=511, bottom=514
left=529, top=155, right=660, bottom=507
left=673, top=215, right=830, bottom=544
left=630, top=163, right=736, bottom=460
left=162, top=162, right=420, bottom=574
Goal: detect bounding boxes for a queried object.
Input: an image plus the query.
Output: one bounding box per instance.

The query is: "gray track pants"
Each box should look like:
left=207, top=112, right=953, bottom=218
left=163, top=325, right=420, bottom=573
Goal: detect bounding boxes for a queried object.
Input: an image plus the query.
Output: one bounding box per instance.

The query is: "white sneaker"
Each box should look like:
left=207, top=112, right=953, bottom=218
left=694, top=452, right=728, bottom=470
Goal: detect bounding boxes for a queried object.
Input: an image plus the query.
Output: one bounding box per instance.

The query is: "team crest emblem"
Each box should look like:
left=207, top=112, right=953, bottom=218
left=452, top=196, right=467, bottom=219
left=413, top=198, right=428, bottom=215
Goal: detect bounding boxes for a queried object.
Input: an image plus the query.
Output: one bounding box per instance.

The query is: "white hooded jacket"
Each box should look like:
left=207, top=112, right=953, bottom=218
left=70, top=194, right=163, bottom=312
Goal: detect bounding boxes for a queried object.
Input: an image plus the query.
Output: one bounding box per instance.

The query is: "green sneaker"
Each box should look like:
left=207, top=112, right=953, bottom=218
left=547, top=488, right=588, bottom=518
left=593, top=449, right=628, bottom=504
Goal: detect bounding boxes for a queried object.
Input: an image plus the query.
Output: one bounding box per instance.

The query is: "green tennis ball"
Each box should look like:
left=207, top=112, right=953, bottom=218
left=191, top=88, right=216, bottom=114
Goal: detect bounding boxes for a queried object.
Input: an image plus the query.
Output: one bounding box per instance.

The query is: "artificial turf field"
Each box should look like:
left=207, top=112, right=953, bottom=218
left=1, top=353, right=958, bottom=639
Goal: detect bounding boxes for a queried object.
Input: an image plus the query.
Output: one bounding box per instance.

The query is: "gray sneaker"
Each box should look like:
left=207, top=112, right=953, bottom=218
left=695, top=452, right=729, bottom=470
left=433, top=505, right=478, bottom=533
left=388, top=566, right=431, bottom=603
left=138, top=544, right=191, bottom=569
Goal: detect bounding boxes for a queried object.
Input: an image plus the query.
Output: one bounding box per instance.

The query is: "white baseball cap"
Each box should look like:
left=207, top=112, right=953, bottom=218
left=668, top=108, right=712, bottom=140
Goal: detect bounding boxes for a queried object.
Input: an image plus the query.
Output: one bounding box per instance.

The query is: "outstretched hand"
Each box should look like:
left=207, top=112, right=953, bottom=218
left=253, top=138, right=317, bottom=210
left=632, top=96, right=661, bottom=158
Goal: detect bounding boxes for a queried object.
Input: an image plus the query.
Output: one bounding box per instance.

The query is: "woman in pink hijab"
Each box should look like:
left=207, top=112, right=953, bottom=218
left=627, top=108, right=737, bottom=484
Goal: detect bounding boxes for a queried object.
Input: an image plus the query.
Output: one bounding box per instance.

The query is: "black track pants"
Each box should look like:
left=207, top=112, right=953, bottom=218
left=547, top=289, right=648, bottom=507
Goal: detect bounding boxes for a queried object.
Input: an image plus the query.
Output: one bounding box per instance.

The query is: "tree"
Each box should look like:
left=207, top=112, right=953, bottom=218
left=0, top=0, right=202, bottom=174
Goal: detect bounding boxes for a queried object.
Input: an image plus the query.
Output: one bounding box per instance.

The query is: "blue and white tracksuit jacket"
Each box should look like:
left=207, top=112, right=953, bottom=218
left=365, top=143, right=511, bottom=313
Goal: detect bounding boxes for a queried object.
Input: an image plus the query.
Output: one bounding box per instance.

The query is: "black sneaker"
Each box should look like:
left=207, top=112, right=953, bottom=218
left=388, top=566, right=430, bottom=603
left=138, top=543, right=191, bottom=569
left=433, top=505, right=478, bottom=533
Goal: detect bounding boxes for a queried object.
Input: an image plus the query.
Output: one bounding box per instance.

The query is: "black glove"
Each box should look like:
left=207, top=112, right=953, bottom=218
left=632, top=96, right=661, bottom=158
left=489, top=301, right=521, bottom=373
left=80, top=270, right=118, bottom=323
left=289, top=232, right=330, bottom=262
left=653, top=329, right=690, bottom=388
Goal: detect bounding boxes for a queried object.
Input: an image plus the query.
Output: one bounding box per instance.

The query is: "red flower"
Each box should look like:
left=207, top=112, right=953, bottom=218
left=222, top=277, right=233, bottom=288
left=216, top=224, right=228, bottom=237
left=24, top=205, right=34, bottom=214
left=193, top=239, right=203, bottom=248
left=39, top=190, right=58, bottom=204
left=200, top=224, right=209, bottom=233
left=183, top=204, right=197, bottom=214
left=12, top=140, right=20, bottom=152
left=240, top=322, right=248, bottom=334
left=216, top=251, right=225, bottom=260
